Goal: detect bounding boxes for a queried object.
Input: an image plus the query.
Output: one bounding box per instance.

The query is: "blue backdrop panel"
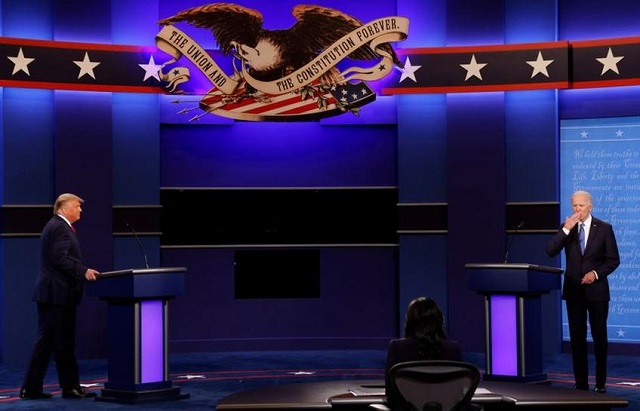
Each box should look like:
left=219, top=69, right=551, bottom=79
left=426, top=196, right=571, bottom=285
left=113, top=93, right=160, bottom=204
left=53, top=1, right=111, bottom=43
left=162, top=247, right=396, bottom=352
left=0, top=87, right=3, bottom=205
left=2, top=0, right=53, bottom=39
left=0, top=237, right=2, bottom=362
left=2, top=238, right=39, bottom=364
left=446, top=92, right=506, bottom=352
left=397, top=235, right=448, bottom=336
left=505, top=90, right=558, bottom=202
left=398, top=0, right=445, bottom=47
left=504, top=0, right=557, bottom=44
left=558, top=0, right=640, bottom=41
left=160, top=123, right=397, bottom=188
left=446, top=0, right=504, bottom=46
left=112, top=0, right=160, bottom=46
left=560, top=116, right=640, bottom=343
left=0, top=85, right=3, bottom=361
left=560, top=87, right=640, bottom=120
left=397, top=94, right=447, bottom=203
left=2, top=88, right=54, bottom=203
left=114, top=237, right=160, bottom=272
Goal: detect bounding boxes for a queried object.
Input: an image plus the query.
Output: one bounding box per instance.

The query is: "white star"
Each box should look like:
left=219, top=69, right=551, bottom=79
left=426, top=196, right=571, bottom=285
left=7, top=47, right=35, bottom=76
left=460, top=55, right=487, bottom=81
left=73, top=52, right=100, bottom=79
left=580, top=131, right=588, bottom=139
left=617, top=329, right=625, bottom=337
left=596, top=47, right=624, bottom=75
left=399, top=57, right=421, bottom=83
left=616, top=129, right=624, bottom=138
left=526, top=51, right=554, bottom=78
left=139, top=55, right=164, bottom=81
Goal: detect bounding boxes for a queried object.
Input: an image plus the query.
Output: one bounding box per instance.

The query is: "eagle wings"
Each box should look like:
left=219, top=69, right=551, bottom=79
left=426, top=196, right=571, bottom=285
left=158, top=3, right=402, bottom=84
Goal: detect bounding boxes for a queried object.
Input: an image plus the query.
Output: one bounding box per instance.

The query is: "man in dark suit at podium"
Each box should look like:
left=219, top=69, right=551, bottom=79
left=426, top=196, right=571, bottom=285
left=20, top=193, right=100, bottom=400
left=546, top=190, right=620, bottom=394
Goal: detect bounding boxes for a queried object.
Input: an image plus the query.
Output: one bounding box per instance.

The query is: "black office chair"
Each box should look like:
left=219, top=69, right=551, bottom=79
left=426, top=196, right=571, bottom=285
left=385, top=360, right=481, bottom=411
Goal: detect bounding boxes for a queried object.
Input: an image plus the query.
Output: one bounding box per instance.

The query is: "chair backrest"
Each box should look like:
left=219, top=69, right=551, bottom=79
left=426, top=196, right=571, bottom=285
left=386, top=360, right=480, bottom=411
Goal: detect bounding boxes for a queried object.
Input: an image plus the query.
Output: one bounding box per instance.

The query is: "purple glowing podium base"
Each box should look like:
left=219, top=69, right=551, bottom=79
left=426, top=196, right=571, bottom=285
left=86, top=267, right=189, bottom=404
left=466, top=263, right=562, bottom=384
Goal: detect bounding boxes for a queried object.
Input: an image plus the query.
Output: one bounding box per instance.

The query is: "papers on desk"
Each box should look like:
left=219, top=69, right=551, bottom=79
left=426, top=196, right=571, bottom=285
left=347, top=385, right=493, bottom=397
left=348, top=384, right=386, bottom=396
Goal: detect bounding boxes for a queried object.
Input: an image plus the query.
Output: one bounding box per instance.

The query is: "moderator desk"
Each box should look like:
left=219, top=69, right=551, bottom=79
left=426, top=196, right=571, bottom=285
left=216, top=379, right=629, bottom=410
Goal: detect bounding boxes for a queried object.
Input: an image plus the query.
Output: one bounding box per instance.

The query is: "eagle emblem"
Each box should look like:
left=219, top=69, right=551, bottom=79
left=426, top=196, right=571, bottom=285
left=156, top=3, right=409, bottom=121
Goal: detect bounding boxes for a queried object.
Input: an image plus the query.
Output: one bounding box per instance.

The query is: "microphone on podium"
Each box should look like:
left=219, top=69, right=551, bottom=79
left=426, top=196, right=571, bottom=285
left=504, top=221, right=525, bottom=264
left=125, top=222, right=150, bottom=269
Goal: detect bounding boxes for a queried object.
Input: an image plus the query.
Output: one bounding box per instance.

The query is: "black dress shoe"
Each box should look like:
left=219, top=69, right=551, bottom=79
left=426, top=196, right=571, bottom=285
left=61, top=387, right=97, bottom=399
left=594, top=386, right=607, bottom=393
left=19, top=388, right=53, bottom=399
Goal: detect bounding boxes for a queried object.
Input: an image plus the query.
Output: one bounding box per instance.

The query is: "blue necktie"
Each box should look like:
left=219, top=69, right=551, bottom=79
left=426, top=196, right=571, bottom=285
left=579, top=223, right=585, bottom=254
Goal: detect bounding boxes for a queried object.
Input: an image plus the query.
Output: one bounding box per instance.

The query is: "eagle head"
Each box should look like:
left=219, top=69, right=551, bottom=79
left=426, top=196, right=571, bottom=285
left=230, top=36, right=290, bottom=81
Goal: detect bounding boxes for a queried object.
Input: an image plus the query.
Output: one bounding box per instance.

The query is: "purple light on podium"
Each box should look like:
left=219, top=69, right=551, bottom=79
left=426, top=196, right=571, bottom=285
left=141, top=300, right=164, bottom=383
left=490, top=295, right=517, bottom=376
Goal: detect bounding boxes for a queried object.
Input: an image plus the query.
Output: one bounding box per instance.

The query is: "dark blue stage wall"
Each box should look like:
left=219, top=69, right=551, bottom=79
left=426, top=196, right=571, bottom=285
left=4, top=0, right=640, bottom=365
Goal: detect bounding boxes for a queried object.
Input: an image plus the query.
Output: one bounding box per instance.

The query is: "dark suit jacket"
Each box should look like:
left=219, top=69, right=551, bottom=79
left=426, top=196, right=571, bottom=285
left=546, top=216, right=620, bottom=302
left=32, top=215, right=89, bottom=306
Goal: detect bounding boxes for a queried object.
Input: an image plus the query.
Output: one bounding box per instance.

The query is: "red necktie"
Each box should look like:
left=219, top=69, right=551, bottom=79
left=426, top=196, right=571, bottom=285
left=70, top=225, right=76, bottom=233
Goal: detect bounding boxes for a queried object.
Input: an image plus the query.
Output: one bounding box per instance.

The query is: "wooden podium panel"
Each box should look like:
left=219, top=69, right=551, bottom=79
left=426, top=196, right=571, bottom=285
left=466, top=263, right=562, bottom=383
left=86, top=267, right=189, bottom=404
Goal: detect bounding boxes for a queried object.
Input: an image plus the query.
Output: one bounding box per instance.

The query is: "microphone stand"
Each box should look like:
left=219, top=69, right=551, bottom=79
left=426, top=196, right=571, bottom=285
left=126, top=223, right=150, bottom=269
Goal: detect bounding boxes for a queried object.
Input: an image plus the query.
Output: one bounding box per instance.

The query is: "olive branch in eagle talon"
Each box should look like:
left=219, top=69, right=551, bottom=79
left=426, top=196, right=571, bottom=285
left=295, top=83, right=360, bottom=115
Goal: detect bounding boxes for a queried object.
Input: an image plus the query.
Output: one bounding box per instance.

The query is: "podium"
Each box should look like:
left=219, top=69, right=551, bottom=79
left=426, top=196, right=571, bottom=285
left=85, top=267, right=189, bottom=404
left=465, top=263, right=562, bottom=383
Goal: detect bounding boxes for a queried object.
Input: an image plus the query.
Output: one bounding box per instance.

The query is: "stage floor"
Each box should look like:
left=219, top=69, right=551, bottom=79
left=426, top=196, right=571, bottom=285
left=1, top=350, right=639, bottom=410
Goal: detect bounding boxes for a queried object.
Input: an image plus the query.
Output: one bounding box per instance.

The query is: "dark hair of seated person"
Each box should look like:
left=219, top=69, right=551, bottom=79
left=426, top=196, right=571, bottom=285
left=385, top=297, right=462, bottom=380
left=406, top=296, right=447, bottom=359
left=386, top=301, right=477, bottom=411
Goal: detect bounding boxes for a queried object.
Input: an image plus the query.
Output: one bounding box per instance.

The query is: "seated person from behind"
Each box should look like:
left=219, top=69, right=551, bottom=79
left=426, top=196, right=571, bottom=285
left=385, top=297, right=462, bottom=394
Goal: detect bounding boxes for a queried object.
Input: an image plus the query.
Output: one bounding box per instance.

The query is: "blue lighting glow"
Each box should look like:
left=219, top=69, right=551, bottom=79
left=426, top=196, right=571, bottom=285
left=2, top=3, right=52, bottom=40
left=560, top=86, right=640, bottom=119
left=559, top=1, right=640, bottom=41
